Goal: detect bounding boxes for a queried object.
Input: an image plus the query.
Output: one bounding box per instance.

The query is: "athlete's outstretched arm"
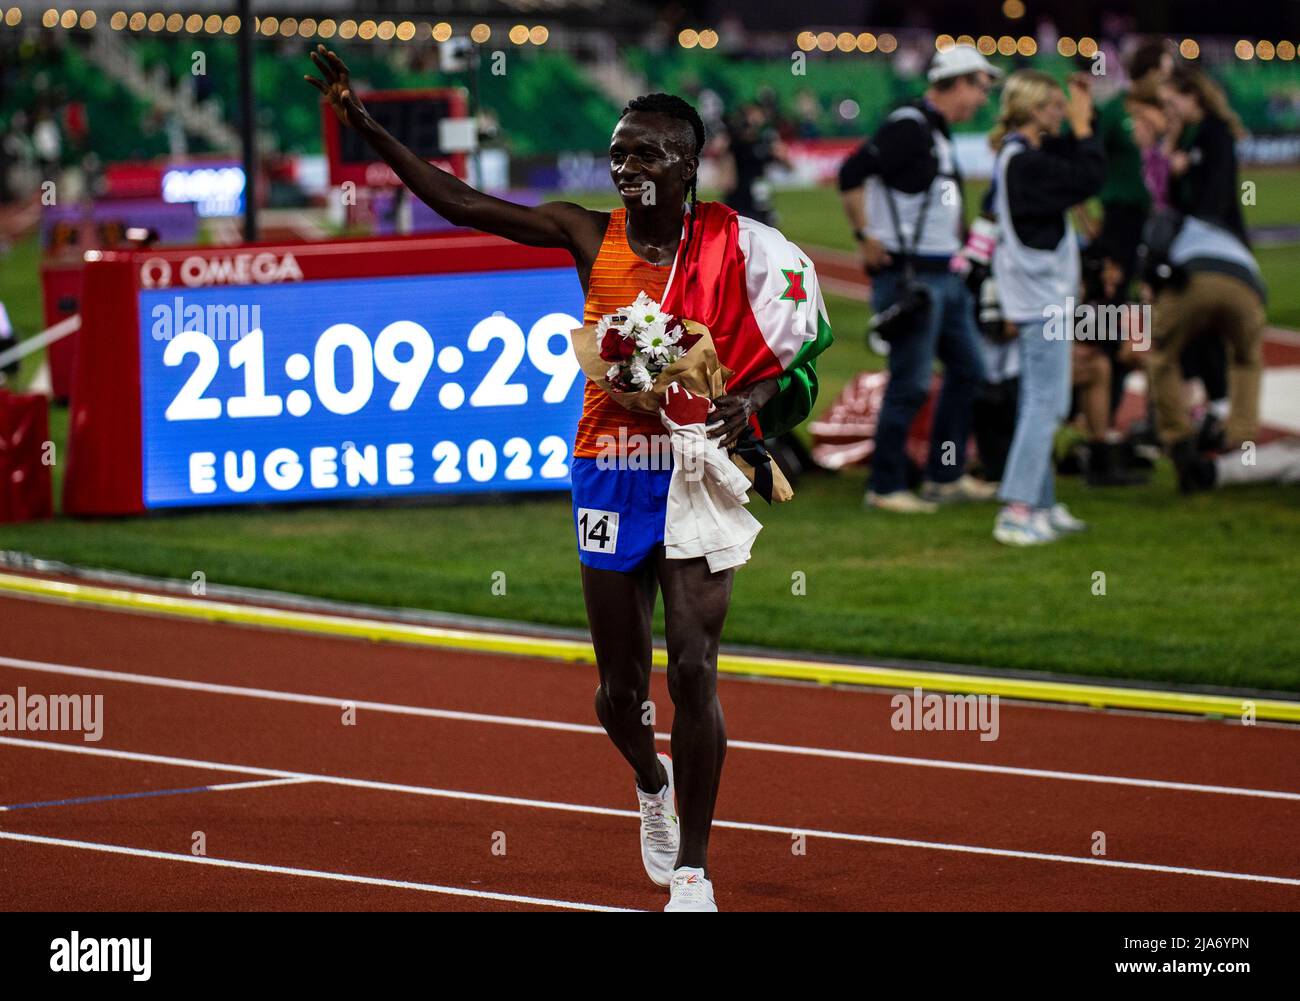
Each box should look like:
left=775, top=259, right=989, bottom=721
left=304, top=45, right=599, bottom=253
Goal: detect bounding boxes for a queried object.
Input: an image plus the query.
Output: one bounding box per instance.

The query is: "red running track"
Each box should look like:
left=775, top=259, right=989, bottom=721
left=1, top=590, right=1298, bottom=911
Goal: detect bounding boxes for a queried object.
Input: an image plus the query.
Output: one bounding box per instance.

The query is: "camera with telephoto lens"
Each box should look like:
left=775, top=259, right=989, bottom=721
left=976, top=274, right=1017, bottom=343
left=868, top=278, right=932, bottom=344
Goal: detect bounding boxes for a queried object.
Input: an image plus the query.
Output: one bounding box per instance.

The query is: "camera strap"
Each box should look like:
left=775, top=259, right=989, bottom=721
left=881, top=175, right=938, bottom=284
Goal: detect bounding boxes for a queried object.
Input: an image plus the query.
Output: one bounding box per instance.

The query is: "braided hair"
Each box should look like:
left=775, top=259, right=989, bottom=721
left=620, top=93, right=705, bottom=258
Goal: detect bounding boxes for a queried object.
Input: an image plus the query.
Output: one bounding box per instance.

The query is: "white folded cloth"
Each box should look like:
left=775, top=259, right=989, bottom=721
left=660, top=413, right=762, bottom=573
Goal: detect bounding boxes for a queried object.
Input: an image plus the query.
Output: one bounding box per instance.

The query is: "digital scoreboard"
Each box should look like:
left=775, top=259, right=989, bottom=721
left=64, top=232, right=584, bottom=514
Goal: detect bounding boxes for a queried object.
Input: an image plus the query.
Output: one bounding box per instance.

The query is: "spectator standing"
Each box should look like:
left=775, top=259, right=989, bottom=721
left=988, top=71, right=1106, bottom=545
left=838, top=45, right=1001, bottom=513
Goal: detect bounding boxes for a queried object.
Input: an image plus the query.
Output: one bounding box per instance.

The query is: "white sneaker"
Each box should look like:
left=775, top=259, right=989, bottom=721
left=1048, top=503, right=1087, bottom=533
left=993, top=507, right=1057, bottom=546
left=865, top=490, right=938, bottom=514
left=664, top=866, right=718, bottom=912
left=636, top=753, right=679, bottom=888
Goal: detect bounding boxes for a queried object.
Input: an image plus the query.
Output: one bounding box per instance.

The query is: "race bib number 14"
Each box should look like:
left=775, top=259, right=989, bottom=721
left=577, top=508, right=619, bottom=554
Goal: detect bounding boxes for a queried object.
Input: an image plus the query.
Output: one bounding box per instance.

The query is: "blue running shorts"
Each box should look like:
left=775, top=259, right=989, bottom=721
left=570, top=456, right=672, bottom=573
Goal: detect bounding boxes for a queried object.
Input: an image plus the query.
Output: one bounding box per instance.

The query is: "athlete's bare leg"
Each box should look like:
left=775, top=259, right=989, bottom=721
left=582, top=560, right=667, bottom=794
left=656, top=551, right=733, bottom=876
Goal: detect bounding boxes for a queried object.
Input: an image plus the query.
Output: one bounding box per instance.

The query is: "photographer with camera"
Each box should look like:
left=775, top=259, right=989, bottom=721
left=838, top=45, right=1000, bottom=513
left=1143, top=67, right=1265, bottom=492
left=988, top=71, right=1106, bottom=545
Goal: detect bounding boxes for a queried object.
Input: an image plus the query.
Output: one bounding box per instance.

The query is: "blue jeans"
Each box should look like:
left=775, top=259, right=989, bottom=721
left=998, top=318, right=1072, bottom=509
left=869, top=270, right=986, bottom=494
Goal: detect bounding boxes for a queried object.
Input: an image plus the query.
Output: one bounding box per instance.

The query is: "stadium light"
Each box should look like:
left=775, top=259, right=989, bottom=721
left=319, top=19, right=336, bottom=39
left=509, top=24, right=527, bottom=44
left=816, top=31, right=834, bottom=51
left=1078, top=36, right=1098, bottom=57
left=359, top=20, right=376, bottom=40
left=470, top=23, right=491, bottom=43
left=1178, top=38, right=1200, bottom=59
left=128, top=11, right=144, bottom=30
left=530, top=25, right=549, bottom=45
left=878, top=33, right=897, bottom=53
left=41, top=9, right=56, bottom=29
left=836, top=32, right=855, bottom=52
left=977, top=35, right=996, bottom=55
left=1002, top=0, right=1026, bottom=19
left=1017, top=36, right=1036, bottom=56
left=997, top=35, right=1016, bottom=56
left=281, top=17, right=299, bottom=38
left=935, top=34, right=955, bottom=53
left=857, top=32, right=877, bottom=53
left=1256, top=40, right=1275, bottom=60
left=60, top=9, right=77, bottom=30
left=222, top=14, right=239, bottom=34
left=1279, top=41, right=1296, bottom=61
left=1058, top=37, right=1078, bottom=57
left=1235, top=39, right=1254, bottom=59
left=432, top=22, right=452, bottom=42
left=3, top=8, right=20, bottom=26
left=795, top=31, right=815, bottom=51
left=79, top=10, right=95, bottom=29
left=300, top=18, right=318, bottom=38
left=339, top=19, right=357, bottom=40
left=956, top=34, right=974, bottom=47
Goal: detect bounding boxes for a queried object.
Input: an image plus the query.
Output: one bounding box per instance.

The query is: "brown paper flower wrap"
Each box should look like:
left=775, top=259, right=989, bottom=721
left=571, top=319, right=793, bottom=502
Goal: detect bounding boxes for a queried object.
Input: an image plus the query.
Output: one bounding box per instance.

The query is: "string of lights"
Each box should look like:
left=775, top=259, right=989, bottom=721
left=0, top=7, right=1296, bottom=62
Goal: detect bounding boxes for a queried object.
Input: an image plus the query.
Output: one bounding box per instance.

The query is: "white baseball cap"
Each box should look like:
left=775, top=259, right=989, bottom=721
left=928, top=44, right=1004, bottom=83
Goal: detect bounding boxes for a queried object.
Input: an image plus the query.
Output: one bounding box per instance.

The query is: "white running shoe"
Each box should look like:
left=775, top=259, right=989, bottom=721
left=636, top=753, right=679, bottom=888
left=1048, top=503, right=1087, bottom=533
left=664, top=866, right=718, bottom=912
left=993, top=506, right=1057, bottom=546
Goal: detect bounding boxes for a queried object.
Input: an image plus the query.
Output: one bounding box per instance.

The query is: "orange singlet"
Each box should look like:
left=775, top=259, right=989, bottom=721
left=572, top=207, right=674, bottom=459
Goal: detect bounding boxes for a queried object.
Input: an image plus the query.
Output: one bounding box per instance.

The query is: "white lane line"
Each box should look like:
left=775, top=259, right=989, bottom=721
left=3, top=736, right=1298, bottom=888
left=209, top=777, right=316, bottom=794
left=0, top=776, right=313, bottom=812
left=2, top=654, right=1297, bottom=802
left=0, top=830, right=639, bottom=912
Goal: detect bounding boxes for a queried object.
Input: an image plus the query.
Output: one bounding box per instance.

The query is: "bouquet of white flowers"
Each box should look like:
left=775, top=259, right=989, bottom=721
left=571, top=292, right=730, bottom=413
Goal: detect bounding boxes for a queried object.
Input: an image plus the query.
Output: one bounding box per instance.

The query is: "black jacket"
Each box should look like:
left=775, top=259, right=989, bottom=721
left=837, top=100, right=961, bottom=196
left=1173, top=113, right=1248, bottom=245
left=1002, top=133, right=1106, bottom=250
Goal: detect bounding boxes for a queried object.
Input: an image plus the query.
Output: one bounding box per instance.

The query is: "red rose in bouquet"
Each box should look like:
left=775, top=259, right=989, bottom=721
left=598, top=318, right=637, bottom=363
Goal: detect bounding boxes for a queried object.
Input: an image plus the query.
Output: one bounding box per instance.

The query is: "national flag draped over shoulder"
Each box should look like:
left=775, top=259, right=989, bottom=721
left=661, top=200, right=833, bottom=438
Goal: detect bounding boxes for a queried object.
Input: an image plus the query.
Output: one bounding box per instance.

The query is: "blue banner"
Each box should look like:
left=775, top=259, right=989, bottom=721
left=138, top=267, right=585, bottom=508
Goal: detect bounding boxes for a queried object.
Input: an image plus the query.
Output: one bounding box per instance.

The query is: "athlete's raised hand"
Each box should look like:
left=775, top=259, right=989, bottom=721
left=304, top=44, right=371, bottom=132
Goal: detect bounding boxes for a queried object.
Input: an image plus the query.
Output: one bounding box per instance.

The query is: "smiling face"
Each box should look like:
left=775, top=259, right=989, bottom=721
left=608, top=111, right=697, bottom=212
